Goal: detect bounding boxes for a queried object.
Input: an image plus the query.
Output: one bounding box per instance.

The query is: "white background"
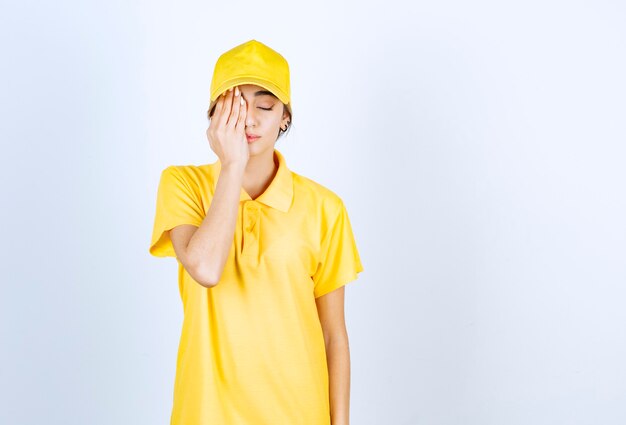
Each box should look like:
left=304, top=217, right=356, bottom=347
left=1, top=0, right=625, bottom=424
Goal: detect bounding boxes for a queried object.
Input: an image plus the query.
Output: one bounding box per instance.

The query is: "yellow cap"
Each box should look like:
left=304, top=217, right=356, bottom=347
left=208, top=39, right=292, bottom=119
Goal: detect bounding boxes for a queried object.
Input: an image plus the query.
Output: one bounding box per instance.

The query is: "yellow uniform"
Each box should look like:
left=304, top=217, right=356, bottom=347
left=149, top=148, right=364, bottom=425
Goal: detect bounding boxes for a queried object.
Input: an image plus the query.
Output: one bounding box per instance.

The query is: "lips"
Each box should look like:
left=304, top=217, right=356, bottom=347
left=246, top=134, right=260, bottom=141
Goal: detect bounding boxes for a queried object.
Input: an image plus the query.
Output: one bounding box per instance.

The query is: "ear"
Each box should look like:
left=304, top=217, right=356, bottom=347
left=282, top=104, right=291, bottom=124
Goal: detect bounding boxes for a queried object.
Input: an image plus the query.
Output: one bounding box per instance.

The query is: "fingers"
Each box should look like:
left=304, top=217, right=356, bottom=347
left=209, top=92, right=226, bottom=130
left=218, top=87, right=235, bottom=128
left=209, top=86, right=246, bottom=137
left=227, top=86, right=241, bottom=128
left=236, top=93, right=246, bottom=130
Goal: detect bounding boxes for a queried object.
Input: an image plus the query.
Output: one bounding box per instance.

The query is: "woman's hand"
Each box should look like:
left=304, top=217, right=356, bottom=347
left=206, top=86, right=249, bottom=170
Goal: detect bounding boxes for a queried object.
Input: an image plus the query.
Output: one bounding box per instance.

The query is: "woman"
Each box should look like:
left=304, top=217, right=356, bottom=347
left=149, top=39, right=364, bottom=425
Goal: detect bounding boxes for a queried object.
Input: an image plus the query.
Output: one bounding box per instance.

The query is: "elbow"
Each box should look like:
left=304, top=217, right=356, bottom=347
left=183, top=246, right=223, bottom=288
left=190, top=262, right=221, bottom=288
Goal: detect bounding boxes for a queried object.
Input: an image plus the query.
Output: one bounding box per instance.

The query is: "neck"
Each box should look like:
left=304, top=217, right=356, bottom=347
left=242, top=149, right=278, bottom=200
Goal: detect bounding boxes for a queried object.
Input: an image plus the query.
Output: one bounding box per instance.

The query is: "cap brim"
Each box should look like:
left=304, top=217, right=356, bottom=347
left=208, top=77, right=291, bottom=119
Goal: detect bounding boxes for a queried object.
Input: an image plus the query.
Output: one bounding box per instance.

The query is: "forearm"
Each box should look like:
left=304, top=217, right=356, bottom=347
left=186, top=163, right=244, bottom=286
left=326, top=335, right=351, bottom=425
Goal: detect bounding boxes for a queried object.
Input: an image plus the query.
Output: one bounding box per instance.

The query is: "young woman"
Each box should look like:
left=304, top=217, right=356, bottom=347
left=149, top=39, right=363, bottom=425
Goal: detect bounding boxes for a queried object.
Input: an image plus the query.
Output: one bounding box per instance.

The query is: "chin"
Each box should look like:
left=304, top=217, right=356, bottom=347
left=248, top=139, right=277, bottom=156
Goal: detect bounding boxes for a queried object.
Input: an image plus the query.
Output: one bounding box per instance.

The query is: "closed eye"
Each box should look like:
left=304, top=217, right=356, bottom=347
left=258, top=107, right=273, bottom=111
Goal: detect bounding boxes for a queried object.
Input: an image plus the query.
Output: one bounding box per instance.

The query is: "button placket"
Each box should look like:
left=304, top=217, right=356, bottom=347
left=242, top=201, right=260, bottom=260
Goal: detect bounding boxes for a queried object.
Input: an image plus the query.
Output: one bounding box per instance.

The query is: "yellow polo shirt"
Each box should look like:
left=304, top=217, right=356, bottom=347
left=149, top=148, right=364, bottom=425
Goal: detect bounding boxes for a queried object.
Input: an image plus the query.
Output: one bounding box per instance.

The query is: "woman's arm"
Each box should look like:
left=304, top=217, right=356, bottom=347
left=316, top=286, right=351, bottom=425
left=170, top=87, right=249, bottom=287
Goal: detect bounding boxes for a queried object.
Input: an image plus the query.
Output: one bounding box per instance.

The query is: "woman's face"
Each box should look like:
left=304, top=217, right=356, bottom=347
left=235, top=84, right=291, bottom=156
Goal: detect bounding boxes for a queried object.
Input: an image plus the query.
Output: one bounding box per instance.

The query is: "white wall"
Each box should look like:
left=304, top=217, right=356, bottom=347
left=1, top=0, right=624, bottom=424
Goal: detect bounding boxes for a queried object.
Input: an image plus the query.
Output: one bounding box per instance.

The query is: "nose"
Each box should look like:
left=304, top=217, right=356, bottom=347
left=243, top=97, right=257, bottom=127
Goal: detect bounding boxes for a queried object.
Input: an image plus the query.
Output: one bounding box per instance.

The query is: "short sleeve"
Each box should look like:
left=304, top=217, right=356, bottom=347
left=312, top=200, right=364, bottom=298
left=149, top=166, right=206, bottom=258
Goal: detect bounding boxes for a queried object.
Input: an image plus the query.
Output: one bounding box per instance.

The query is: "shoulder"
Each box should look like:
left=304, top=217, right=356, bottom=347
left=159, top=163, right=216, bottom=191
left=291, top=171, right=346, bottom=216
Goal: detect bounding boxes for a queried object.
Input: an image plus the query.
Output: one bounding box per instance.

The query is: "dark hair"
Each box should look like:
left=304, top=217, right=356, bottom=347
left=207, top=102, right=293, bottom=140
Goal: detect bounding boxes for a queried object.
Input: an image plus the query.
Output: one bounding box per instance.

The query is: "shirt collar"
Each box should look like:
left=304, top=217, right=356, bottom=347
left=211, top=148, right=294, bottom=212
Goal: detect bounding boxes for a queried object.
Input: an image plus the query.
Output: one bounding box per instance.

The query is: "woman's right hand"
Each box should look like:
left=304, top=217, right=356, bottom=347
left=206, top=86, right=249, bottom=170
